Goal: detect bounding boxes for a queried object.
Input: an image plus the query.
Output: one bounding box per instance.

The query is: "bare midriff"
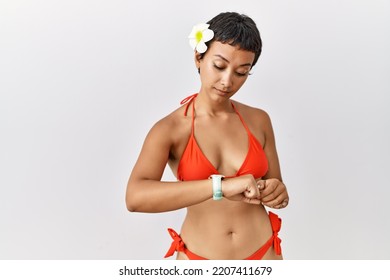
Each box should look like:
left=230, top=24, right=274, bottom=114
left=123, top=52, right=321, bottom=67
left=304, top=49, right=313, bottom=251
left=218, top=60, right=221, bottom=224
left=176, top=198, right=281, bottom=260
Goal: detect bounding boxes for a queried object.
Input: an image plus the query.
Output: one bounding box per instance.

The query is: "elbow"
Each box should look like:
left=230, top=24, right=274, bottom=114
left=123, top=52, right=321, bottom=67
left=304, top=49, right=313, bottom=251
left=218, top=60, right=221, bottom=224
left=126, top=179, right=158, bottom=213
left=125, top=193, right=140, bottom=212
left=125, top=183, right=141, bottom=212
left=126, top=199, right=135, bottom=212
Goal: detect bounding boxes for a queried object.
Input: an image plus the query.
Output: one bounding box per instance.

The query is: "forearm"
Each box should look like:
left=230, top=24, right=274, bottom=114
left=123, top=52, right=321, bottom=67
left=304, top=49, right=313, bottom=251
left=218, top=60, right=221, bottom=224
left=126, top=178, right=213, bottom=213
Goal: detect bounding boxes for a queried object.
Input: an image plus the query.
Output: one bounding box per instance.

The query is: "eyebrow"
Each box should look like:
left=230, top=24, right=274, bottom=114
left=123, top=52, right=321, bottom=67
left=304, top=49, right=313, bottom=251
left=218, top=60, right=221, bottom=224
left=214, top=54, right=252, bottom=67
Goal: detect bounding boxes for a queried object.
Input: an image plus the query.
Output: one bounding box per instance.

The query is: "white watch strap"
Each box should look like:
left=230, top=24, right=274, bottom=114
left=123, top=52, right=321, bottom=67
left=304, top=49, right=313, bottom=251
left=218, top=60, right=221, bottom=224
left=210, top=174, right=224, bottom=200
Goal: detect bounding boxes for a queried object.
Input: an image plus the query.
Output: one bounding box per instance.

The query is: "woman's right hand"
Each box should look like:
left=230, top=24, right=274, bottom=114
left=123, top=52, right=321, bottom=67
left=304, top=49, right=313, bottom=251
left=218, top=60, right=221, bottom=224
left=221, top=174, right=261, bottom=204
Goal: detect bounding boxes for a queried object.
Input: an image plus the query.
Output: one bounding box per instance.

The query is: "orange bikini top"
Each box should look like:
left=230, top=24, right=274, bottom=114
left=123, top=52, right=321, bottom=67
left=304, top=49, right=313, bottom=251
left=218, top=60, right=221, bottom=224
left=176, top=94, right=268, bottom=181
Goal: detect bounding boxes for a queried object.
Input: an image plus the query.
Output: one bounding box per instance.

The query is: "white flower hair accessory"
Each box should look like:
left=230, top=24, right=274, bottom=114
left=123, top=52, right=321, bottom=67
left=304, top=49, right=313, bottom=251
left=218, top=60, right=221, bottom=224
left=188, top=23, right=214, bottom=53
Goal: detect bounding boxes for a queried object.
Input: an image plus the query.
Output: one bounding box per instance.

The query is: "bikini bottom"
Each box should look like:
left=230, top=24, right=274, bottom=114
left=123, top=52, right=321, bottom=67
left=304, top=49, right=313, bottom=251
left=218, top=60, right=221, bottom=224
left=164, top=211, right=282, bottom=260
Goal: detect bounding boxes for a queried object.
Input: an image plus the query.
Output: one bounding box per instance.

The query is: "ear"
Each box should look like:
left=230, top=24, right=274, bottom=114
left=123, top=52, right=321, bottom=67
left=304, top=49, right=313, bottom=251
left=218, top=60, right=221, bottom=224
left=194, top=52, right=202, bottom=70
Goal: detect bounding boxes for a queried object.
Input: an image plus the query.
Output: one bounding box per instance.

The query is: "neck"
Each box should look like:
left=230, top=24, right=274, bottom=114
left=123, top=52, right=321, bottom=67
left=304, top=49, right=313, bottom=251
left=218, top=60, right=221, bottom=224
left=195, top=91, right=234, bottom=116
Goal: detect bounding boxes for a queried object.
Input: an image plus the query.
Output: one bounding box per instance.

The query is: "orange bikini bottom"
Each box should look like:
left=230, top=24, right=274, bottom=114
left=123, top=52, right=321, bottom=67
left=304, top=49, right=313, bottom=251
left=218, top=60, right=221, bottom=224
left=164, top=211, right=282, bottom=260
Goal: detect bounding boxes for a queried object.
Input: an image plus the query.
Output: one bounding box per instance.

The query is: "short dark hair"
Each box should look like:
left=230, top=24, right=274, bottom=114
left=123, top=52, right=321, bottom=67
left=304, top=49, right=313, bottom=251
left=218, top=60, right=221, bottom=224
left=200, top=12, right=262, bottom=67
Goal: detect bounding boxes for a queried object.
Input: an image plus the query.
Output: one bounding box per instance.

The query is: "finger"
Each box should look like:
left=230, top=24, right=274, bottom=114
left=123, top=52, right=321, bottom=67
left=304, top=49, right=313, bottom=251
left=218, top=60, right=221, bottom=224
left=281, top=198, right=289, bottom=208
left=260, top=181, right=287, bottom=201
left=272, top=199, right=289, bottom=209
left=263, top=202, right=283, bottom=209
left=273, top=198, right=289, bottom=208
left=256, top=179, right=266, bottom=191
left=263, top=195, right=288, bottom=208
left=245, top=184, right=259, bottom=198
left=260, top=187, right=284, bottom=202
left=260, top=190, right=279, bottom=201
left=242, top=197, right=261, bottom=205
left=259, top=181, right=279, bottom=197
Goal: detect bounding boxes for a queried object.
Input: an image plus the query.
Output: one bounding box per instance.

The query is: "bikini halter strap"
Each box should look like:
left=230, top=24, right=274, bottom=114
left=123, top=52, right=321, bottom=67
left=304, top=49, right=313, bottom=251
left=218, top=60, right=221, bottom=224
left=180, top=93, right=198, bottom=117
left=230, top=101, right=252, bottom=134
left=180, top=93, right=197, bottom=135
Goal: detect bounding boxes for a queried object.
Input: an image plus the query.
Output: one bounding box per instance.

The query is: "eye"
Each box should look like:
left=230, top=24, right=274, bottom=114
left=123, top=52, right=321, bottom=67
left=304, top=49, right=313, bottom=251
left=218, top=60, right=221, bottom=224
left=235, top=71, right=249, bottom=77
left=213, top=64, right=224, bottom=70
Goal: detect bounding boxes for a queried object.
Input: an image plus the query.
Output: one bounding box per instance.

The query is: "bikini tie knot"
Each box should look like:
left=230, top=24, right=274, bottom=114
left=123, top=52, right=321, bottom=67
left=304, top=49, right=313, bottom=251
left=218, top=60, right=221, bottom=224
left=164, top=228, right=185, bottom=258
left=180, top=93, right=198, bottom=116
left=180, top=93, right=198, bottom=105
left=269, top=212, right=282, bottom=255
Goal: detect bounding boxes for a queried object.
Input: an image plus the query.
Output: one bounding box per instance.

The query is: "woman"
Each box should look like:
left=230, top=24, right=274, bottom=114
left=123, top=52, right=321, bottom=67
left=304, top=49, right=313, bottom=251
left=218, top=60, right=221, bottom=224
left=126, top=12, right=289, bottom=260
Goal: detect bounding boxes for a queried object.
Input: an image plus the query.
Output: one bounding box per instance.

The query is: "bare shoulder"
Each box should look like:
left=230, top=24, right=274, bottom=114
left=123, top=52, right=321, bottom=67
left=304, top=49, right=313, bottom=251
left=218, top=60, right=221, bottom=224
left=145, top=104, right=191, bottom=150
left=231, top=100, right=272, bottom=130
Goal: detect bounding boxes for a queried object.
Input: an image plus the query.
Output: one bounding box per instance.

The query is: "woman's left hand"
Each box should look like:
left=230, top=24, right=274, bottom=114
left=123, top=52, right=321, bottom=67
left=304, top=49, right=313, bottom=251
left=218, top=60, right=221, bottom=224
left=256, top=178, right=289, bottom=209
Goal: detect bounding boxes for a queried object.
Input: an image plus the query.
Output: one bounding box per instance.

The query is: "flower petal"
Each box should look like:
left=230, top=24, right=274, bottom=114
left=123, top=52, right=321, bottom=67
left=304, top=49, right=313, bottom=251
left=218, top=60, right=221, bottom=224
left=202, top=29, right=214, bottom=42
left=196, top=23, right=210, bottom=31
left=188, top=23, right=213, bottom=52
left=196, top=41, right=208, bottom=53
left=188, top=27, right=197, bottom=38
left=188, top=23, right=210, bottom=38
left=189, top=38, right=197, bottom=50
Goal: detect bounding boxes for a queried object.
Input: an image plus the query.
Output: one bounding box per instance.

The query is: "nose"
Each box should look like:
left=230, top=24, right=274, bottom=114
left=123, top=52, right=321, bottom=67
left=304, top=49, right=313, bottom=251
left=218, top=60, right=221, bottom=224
left=220, top=71, right=233, bottom=89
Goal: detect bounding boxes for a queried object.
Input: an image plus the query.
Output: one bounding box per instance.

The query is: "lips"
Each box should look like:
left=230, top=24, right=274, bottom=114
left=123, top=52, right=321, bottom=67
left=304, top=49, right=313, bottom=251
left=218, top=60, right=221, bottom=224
left=215, top=87, right=230, bottom=95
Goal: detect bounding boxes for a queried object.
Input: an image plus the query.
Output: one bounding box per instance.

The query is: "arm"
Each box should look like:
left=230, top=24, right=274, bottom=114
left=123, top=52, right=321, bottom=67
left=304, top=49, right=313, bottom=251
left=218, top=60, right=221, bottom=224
left=126, top=118, right=261, bottom=213
left=126, top=119, right=211, bottom=213
left=257, top=111, right=289, bottom=209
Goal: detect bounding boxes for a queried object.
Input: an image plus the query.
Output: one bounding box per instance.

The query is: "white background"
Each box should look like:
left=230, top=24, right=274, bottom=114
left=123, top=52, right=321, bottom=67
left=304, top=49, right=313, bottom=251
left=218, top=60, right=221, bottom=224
left=1, top=0, right=389, bottom=259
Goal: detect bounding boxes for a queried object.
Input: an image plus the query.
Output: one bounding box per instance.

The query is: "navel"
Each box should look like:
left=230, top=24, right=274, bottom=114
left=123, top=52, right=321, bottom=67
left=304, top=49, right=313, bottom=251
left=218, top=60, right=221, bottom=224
left=227, top=231, right=235, bottom=238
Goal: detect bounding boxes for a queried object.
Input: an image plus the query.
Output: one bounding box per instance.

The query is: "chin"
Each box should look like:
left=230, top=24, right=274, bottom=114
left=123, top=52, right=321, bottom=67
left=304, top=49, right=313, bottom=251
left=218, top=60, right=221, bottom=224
left=214, top=88, right=231, bottom=98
